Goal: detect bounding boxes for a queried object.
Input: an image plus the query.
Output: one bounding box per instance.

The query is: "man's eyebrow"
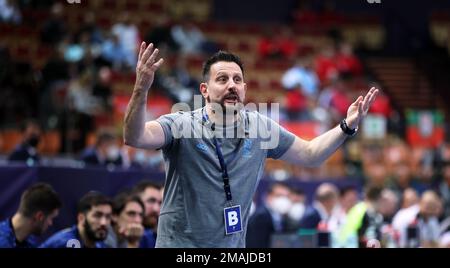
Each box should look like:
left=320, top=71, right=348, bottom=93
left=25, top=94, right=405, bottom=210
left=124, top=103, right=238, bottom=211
left=215, top=71, right=242, bottom=77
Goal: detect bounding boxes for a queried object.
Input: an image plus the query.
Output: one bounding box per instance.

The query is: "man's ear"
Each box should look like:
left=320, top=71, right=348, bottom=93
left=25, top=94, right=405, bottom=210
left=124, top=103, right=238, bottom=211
left=34, top=211, right=45, bottom=222
left=77, top=213, right=85, bottom=224
left=200, top=83, right=208, bottom=98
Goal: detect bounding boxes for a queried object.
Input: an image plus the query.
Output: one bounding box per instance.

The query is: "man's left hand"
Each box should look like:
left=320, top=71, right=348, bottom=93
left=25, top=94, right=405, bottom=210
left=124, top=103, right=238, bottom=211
left=345, top=87, right=380, bottom=129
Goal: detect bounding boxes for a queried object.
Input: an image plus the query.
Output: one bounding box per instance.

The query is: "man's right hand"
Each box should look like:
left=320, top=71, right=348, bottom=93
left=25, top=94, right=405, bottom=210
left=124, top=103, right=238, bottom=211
left=135, top=42, right=164, bottom=92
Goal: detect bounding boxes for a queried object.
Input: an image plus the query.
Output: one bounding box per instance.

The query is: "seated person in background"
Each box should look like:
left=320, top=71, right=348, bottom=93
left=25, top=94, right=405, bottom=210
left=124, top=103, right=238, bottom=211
left=0, top=183, right=61, bottom=248
left=8, top=119, right=42, bottom=165
left=105, top=192, right=155, bottom=248
left=40, top=192, right=112, bottom=248
left=80, top=131, right=123, bottom=167
left=132, top=181, right=163, bottom=240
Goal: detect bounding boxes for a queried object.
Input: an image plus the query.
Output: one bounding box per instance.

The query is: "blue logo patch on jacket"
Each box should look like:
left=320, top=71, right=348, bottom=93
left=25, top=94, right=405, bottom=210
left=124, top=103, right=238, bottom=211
left=196, top=143, right=209, bottom=153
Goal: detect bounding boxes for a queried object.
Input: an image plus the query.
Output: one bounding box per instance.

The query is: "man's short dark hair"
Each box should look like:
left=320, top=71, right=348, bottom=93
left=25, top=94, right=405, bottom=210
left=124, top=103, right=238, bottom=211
left=77, top=191, right=112, bottom=214
left=132, top=180, right=162, bottom=195
left=340, top=185, right=358, bottom=197
left=95, top=131, right=116, bottom=147
left=267, top=182, right=290, bottom=195
left=112, top=191, right=145, bottom=216
left=365, top=186, right=383, bottom=202
left=18, top=183, right=62, bottom=217
left=202, top=51, right=244, bottom=82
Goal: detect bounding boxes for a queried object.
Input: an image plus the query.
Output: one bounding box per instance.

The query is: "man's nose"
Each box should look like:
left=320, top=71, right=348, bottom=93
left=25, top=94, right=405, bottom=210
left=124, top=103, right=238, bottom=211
left=100, top=217, right=109, bottom=226
left=227, top=80, right=237, bottom=92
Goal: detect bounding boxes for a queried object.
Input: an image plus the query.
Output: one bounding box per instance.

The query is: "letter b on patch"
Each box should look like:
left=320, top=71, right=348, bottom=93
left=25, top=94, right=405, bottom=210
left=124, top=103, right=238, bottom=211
left=224, top=205, right=243, bottom=235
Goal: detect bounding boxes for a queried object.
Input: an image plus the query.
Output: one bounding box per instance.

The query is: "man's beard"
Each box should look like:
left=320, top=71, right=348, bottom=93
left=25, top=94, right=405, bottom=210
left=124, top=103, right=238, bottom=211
left=84, top=219, right=107, bottom=242
left=143, top=214, right=158, bottom=230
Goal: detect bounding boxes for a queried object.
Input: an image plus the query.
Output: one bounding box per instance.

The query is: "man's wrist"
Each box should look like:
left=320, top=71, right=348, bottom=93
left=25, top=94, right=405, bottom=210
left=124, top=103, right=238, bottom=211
left=340, top=119, right=358, bottom=137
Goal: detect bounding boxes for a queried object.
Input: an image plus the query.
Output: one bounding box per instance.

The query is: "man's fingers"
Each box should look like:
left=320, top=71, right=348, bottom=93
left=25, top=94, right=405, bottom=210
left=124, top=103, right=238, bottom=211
left=358, top=99, right=364, bottom=115
left=138, top=42, right=146, bottom=62
left=146, top=48, right=159, bottom=66
left=368, top=88, right=379, bottom=105
left=153, top=58, right=164, bottom=69
left=141, top=43, right=154, bottom=63
left=363, top=87, right=379, bottom=112
left=352, top=96, right=363, bottom=106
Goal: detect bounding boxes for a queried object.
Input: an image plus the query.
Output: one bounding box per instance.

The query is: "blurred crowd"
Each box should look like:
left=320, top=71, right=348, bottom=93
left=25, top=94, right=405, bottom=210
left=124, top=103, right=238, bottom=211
left=247, top=181, right=450, bottom=248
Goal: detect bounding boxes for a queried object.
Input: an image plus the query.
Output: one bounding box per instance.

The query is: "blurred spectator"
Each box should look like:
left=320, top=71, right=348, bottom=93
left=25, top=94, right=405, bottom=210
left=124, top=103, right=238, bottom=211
left=284, top=186, right=306, bottom=232
left=335, top=42, right=363, bottom=77
left=144, top=15, right=179, bottom=53
left=437, top=162, right=450, bottom=218
left=40, top=2, right=67, bottom=45
left=40, top=192, right=112, bottom=248
left=132, top=181, right=163, bottom=238
left=127, top=148, right=164, bottom=170
left=339, top=186, right=384, bottom=248
left=171, top=19, right=217, bottom=55
left=387, top=158, right=425, bottom=200
left=318, top=74, right=352, bottom=122
left=66, top=71, right=102, bottom=152
left=299, top=183, right=339, bottom=230
left=0, top=0, right=22, bottom=24
left=392, top=190, right=442, bottom=248
left=378, top=189, right=400, bottom=224
left=281, top=55, right=319, bottom=99
left=157, top=55, right=199, bottom=105
left=246, top=182, right=292, bottom=248
left=76, top=12, right=104, bottom=45
left=105, top=192, right=155, bottom=248
left=80, top=131, right=123, bottom=167
left=258, top=27, right=297, bottom=60
left=314, top=42, right=338, bottom=83
left=328, top=186, right=360, bottom=233
left=401, top=188, right=419, bottom=209
left=111, top=12, right=140, bottom=69
left=8, top=119, right=42, bottom=165
left=92, top=67, right=113, bottom=113
left=0, top=183, right=61, bottom=248
left=368, top=90, right=393, bottom=118
left=101, top=33, right=128, bottom=70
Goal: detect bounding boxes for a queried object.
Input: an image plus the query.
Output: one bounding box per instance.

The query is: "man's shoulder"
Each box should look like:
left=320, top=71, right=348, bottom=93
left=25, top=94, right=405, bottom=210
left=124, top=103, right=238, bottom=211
left=157, top=109, right=200, bottom=123
left=40, top=226, right=77, bottom=248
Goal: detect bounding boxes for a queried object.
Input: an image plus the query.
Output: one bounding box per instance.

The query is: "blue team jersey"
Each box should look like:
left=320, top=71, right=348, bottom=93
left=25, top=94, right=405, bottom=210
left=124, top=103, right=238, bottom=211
left=0, top=219, right=37, bottom=248
left=39, top=225, right=107, bottom=248
left=139, top=229, right=156, bottom=248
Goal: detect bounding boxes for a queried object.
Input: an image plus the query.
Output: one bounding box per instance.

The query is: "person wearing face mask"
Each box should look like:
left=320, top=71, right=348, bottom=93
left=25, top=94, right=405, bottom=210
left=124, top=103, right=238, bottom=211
left=8, top=119, right=42, bottom=165
left=284, top=187, right=306, bottom=233
left=80, top=131, right=123, bottom=167
left=246, top=182, right=292, bottom=248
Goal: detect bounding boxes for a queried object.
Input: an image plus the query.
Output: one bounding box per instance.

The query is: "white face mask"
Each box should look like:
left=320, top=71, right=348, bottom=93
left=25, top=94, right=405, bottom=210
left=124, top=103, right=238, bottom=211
left=270, top=196, right=292, bottom=215
left=134, top=150, right=146, bottom=164
left=288, top=202, right=305, bottom=221
left=106, top=146, right=120, bottom=161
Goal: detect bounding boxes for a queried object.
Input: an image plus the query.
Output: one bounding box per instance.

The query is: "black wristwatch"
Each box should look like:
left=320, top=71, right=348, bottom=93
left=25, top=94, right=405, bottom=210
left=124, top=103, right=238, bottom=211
left=340, top=119, right=358, bottom=137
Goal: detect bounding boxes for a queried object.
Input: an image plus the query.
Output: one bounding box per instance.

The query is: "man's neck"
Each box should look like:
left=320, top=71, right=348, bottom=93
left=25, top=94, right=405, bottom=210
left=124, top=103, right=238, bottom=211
left=205, top=104, right=240, bottom=126
left=11, top=214, right=32, bottom=243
